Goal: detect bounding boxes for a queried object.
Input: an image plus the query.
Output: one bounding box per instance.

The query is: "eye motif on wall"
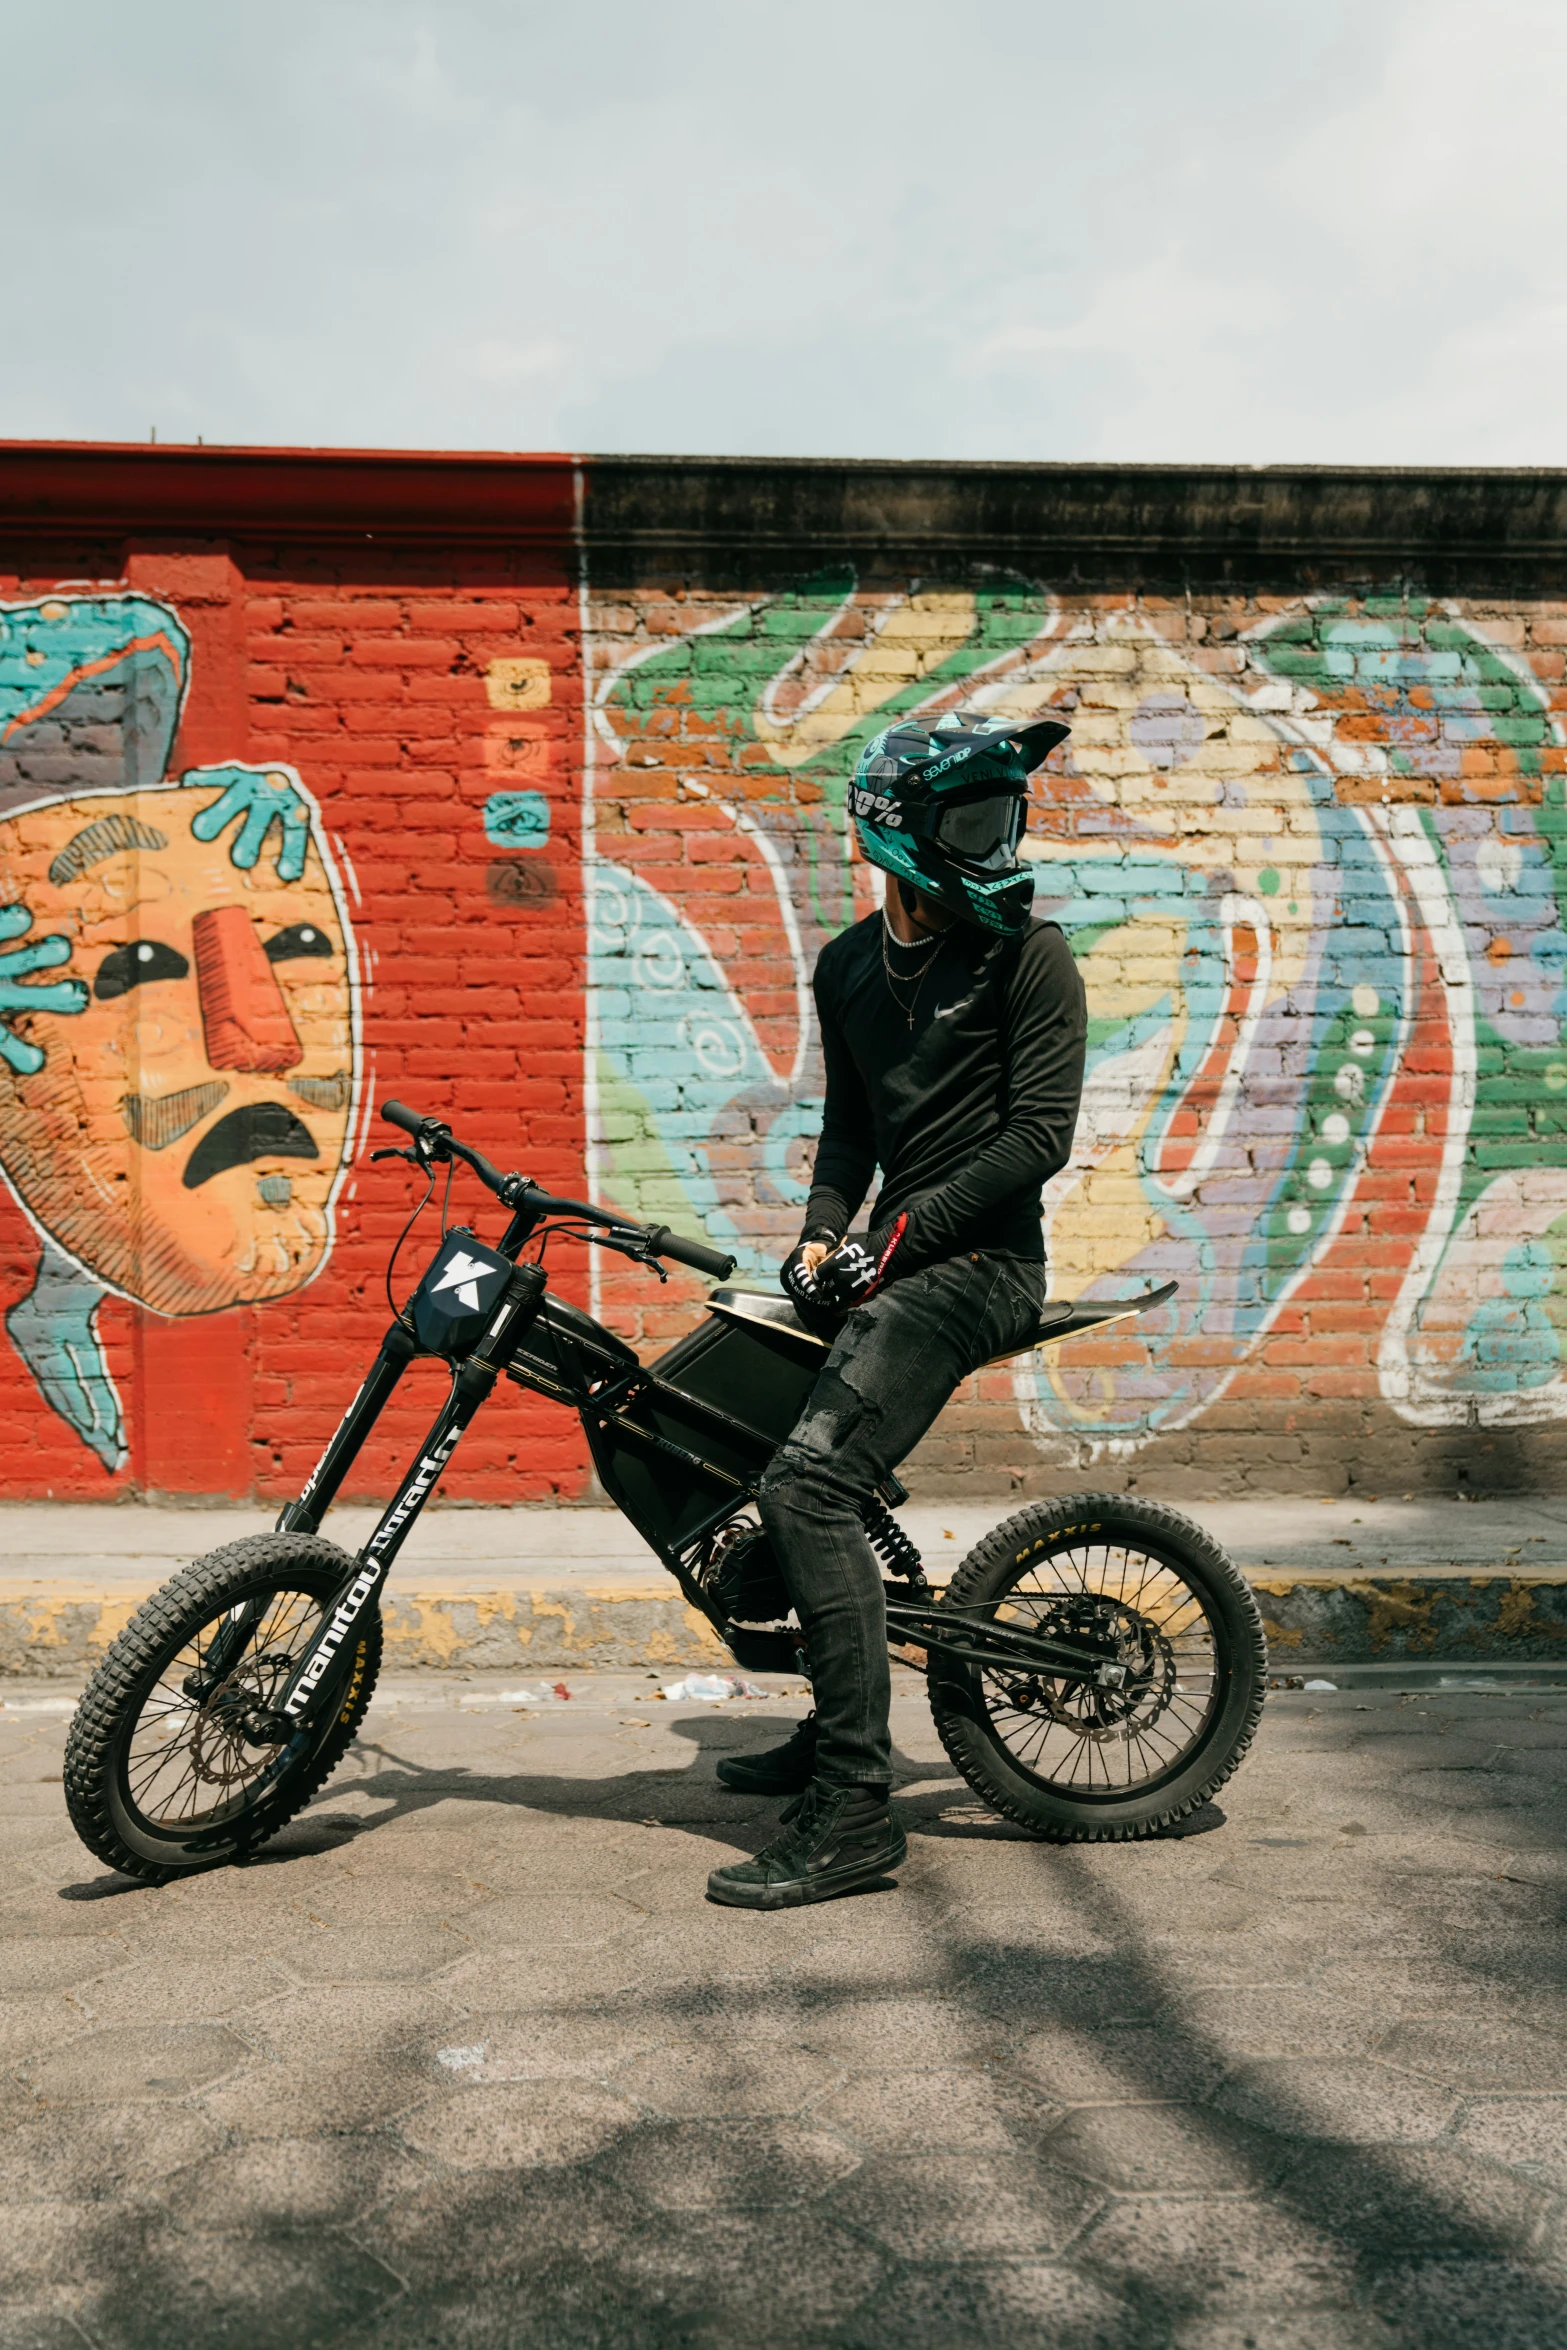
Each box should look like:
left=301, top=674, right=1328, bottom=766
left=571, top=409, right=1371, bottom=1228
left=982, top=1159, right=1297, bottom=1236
left=93, top=922, right=332, bottom=1005
left=94, top=941, right=190, bottom=1000
left=264, top=923, right=333, bottom=964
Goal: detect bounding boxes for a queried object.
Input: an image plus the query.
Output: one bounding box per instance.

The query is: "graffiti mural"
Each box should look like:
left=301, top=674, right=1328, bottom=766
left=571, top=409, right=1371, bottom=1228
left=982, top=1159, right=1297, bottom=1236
left=0, top=594, right=359, bottom=1469
left=584, top=585, right=1567, bottom=1451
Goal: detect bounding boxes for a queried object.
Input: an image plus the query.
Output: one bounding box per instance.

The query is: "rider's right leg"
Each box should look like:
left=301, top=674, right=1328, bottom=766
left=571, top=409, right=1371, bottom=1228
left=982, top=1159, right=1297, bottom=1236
left=707, top=1256, right=1047, bottom=1906
left=749, top=1254, right=1046, bottom=1795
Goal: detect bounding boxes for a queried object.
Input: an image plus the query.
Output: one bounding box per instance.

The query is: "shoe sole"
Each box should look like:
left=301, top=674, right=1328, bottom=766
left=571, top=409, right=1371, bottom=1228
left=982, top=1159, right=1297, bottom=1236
left=706, top=1832, right=908, bottom=1911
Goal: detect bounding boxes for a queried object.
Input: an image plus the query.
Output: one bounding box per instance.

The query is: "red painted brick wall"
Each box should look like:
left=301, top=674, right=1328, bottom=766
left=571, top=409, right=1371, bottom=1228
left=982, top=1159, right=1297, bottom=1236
left=0, top=474, right=593, bottom=1502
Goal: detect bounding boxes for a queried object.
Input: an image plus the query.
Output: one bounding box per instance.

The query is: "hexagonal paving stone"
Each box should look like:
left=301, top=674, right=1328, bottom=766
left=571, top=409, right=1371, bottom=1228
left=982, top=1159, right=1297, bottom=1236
left=71, top=1954, right=288, bottom=2026
left=0, top=2309, right=90, bottom=2350
left=449, top=1891, right=645, bottom=1949
left=1458, top=2095, right=1567, bottom=2185
left=1369, top=2255, right=1567, bottom=2347
left=0, top=1995, right=95, bottom=2064
left=78, top=2226, right=401, bottom=2350
left=1166, top=2313, right=1404, bottom=2350
left=437, top=1946, right=646, bottom=2012
left=1011, top=2021, right=1227, bottom=2105
left=0, top=2102, right=221, bottom=2200
left=615, top=2205, right=888, bottom=2337
left=813, top=2065, right=1060, bottom=2155
left=793, top=1996, right=1009, bottom=2068
left=0, top=1937, right=130, bottom=1995
left=1380, top=2014, right=1567, bottom=2093
left=424, top=2009, right=660, bottom=2082
left=597, top=2117, right=860, bottom=2210
left=155, top=2136, right=422, bottom=2231
left=248, top=1983, right=458, bottom=2062
left=1165, top=1988, right=1389, bottom=2060
left=612, top=2036, right=842, bottom=2120
left=1083, top=2196, right=1358, bottom=2317
left=273, top=1922, right=473, bottom=1983
left=356, top=2165, right=643, bottom=2288
left=837, top=2260, right=1136, bottom=2350
left=198, top=2052, right=436, bottom=2140
left=21, top=2023, right=246, bottom=2104
left=837, top=2150, right=1100, bottom=2259
left=1215, top=2058, right=1460, bottom=2144
left=0, top=2195, right=157, bottom=2296
left=401, top=2081, right=640, bottom=2170
left=290, top=1869, right=496, bottom=1929
left=1281, top=2141, right=1555, bottom=2256
left=1044, top=2101, right=1285, bottom=2193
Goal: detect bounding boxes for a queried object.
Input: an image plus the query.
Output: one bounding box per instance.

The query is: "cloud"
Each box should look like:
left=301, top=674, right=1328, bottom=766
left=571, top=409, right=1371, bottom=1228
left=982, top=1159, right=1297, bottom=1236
left=0, top=0, right=1561, bottom=462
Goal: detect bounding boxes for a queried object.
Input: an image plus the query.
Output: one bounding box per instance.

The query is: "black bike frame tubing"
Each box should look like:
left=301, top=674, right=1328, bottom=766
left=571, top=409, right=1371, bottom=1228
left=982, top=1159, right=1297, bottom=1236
left=177, top=1322, right=425, bottom=1701
left=271, top=1178, right=549, bottom=1547
left=273, top=1261, right=548, bottom=1728
left=275, top=1318, right=421, bottom=1537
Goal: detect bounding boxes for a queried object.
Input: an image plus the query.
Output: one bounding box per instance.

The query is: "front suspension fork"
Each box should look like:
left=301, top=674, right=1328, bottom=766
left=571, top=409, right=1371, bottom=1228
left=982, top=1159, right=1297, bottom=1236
left=268, top=1261, right=549, bottom=1733
left=183, top=1316, right=424, bottom=1703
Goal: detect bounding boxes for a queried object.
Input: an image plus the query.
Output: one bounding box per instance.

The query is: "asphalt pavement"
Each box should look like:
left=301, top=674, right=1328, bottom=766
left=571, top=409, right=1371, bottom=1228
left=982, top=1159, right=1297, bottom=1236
left=3, top=1668, right=1567, bottom=2348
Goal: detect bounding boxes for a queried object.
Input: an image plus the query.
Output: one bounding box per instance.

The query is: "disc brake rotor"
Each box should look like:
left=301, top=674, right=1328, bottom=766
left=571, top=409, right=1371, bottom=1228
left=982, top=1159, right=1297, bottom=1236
left=992, top=1597, right=1175, bottom=1742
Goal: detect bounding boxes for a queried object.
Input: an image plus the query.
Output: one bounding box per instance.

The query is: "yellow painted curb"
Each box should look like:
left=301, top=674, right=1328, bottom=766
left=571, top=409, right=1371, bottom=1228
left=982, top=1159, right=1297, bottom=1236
left=0, top=1582, right=728, bottom=1678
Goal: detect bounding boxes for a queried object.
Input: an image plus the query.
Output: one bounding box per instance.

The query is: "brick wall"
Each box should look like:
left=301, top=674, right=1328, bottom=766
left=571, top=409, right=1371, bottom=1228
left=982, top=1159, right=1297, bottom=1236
left=5, top=448, right=1567, bottom=1502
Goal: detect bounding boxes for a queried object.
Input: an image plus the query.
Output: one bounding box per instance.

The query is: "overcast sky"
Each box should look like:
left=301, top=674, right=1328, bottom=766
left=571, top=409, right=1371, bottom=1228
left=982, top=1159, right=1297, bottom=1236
left=2, top=0, right=1560, bottom=464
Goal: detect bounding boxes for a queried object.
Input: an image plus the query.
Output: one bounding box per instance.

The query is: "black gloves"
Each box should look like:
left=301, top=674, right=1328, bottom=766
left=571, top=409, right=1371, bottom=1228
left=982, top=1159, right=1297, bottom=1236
left=781, top=1237, right=836, bottom=1335
left=781, top=1214, right=911, bottom=1334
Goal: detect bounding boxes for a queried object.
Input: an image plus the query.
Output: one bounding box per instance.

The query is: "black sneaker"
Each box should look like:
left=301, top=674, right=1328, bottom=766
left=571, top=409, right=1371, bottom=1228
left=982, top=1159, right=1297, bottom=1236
left=706, top=1782, right=906, bottom=1910
left=714, top=1712, right=817, bottom=1796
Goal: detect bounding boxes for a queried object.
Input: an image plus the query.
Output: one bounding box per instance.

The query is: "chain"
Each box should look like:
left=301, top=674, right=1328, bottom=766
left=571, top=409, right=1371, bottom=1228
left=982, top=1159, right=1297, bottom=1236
left=880, top=915, right=944, bottom=1031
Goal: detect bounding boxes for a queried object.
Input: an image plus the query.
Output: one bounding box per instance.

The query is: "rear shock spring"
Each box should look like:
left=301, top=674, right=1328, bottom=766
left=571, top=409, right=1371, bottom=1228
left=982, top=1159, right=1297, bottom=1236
left=862, top=1495, right=927, bottom=1588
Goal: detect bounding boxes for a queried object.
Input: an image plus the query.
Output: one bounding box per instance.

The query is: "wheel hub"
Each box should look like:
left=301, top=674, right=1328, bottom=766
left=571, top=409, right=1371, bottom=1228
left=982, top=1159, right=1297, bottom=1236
left=994, top=1596, right=1173, bottom=1736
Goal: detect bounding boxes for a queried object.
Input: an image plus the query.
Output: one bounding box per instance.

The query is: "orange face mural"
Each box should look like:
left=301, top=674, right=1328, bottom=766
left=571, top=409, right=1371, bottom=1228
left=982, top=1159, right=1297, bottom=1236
left=0, top=782, right=355, bottom=1313
left=0, top=595, right=359, bottom=1470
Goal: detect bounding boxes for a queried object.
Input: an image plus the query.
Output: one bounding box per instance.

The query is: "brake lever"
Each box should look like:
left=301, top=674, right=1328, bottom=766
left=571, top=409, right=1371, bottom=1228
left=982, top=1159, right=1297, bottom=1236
left=370, top=1145, right=420, bottom=1166
left=587, top=1232, right=669, bottom=1282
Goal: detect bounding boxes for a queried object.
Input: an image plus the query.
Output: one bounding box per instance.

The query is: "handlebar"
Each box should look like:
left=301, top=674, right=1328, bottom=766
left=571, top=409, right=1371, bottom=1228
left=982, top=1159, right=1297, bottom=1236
left=642, top=1226, right=737, bottom=1280
left=378, top=1101, right=738, bottom=1281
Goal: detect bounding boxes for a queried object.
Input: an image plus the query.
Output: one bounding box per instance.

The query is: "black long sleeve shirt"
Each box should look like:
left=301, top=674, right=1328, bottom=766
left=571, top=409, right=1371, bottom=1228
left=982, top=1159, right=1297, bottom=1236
left=803, top=913, right=1088, bottom=1267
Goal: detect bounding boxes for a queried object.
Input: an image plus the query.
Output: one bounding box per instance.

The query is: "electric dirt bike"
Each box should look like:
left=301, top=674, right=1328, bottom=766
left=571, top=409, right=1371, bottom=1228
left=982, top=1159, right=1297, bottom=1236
left=64, top=1102, right=1267, bottom=1883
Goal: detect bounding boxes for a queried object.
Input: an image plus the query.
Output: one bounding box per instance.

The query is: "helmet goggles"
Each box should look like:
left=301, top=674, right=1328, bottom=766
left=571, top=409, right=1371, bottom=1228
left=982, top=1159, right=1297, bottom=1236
left=900, top=788, right=1027, bottom=870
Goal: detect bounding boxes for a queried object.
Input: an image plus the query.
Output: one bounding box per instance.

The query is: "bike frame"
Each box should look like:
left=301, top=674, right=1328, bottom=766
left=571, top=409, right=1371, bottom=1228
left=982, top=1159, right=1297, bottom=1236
left=238, top=1122, right=1153, bottom=1744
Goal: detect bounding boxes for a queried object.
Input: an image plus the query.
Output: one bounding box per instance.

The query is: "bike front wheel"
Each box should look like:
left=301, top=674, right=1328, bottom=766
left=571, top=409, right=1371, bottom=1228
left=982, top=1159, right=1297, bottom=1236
left=927, top=1494, right=1266, bottom=1841
left=64, top=1533, right=381, bottom=1884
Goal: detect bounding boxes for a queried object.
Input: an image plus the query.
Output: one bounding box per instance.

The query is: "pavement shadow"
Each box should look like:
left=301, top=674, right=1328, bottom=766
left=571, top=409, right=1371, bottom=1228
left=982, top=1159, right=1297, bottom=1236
left=45, top=1692, right=1567, bottom=2347
left=311, top=1692, right=1567, bottom=2346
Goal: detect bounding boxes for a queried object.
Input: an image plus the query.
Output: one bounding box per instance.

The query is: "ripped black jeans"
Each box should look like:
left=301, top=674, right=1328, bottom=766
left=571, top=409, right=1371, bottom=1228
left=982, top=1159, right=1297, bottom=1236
left=757, top=1252, right=1049, bottom=1791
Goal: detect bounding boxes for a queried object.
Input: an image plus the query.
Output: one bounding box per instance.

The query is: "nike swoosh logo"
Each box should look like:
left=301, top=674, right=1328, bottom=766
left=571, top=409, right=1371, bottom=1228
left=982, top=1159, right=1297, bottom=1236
left=934, top=999, right=974, bottom=1019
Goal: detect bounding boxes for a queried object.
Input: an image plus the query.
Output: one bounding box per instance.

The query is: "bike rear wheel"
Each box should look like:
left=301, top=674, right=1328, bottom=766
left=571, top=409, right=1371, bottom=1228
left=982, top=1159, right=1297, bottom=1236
left=927, top=1494, right=1265, bottom=1841
left=64, top=1534, right=380, bottom=1884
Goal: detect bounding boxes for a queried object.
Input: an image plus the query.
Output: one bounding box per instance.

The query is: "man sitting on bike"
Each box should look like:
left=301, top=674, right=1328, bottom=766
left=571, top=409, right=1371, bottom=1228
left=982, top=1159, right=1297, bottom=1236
left=706, top=711, right=1088, bottom=1910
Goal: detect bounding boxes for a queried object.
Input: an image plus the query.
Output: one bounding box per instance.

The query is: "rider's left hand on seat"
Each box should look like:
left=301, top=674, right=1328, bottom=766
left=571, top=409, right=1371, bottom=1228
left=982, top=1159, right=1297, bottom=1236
left=814, top=1214, right=909, bottom=1311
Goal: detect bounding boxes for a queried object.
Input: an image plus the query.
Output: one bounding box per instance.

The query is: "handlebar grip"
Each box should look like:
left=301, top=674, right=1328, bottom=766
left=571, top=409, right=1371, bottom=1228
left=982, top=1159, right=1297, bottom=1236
left=381, top=1100, right=425, bottom=1136
left=646, top=1226, right=737, bottom=1281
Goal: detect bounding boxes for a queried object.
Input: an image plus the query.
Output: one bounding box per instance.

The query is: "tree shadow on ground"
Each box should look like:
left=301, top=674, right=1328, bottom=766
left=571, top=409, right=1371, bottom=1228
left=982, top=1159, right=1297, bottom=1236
left=41, top=1691, right=1567, bottom=2350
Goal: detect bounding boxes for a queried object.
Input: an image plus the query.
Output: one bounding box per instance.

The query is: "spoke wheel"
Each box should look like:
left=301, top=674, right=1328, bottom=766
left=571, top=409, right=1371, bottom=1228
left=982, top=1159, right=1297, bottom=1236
left=928, top=1495, right=1265, bottom=1841
left=65, top=1535, right=381, bottom=1883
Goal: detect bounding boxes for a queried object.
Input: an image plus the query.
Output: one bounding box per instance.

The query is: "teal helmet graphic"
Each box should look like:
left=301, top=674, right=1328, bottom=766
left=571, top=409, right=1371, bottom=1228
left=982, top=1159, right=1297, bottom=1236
left=850, top=709, right=1069, bottom=933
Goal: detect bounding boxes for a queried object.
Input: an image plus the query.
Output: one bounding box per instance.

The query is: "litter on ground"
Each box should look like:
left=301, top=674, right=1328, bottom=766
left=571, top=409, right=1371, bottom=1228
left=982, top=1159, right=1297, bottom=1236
left=659, top=1673, right=771, bottom=1702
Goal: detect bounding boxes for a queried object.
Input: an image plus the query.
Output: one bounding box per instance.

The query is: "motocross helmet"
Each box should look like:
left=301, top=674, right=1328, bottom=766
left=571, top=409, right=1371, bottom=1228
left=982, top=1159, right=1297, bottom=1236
left=850, top=709, right=1070, bottom=934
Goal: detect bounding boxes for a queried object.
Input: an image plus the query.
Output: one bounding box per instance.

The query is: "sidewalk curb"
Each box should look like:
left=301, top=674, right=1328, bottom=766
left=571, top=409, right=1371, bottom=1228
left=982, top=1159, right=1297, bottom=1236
left=5, top=1567, right=1567, bottom=1676
left=1254, top=1570, right=1567, bottom=1665
left=0, top=1581, right=728, bottom=1679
